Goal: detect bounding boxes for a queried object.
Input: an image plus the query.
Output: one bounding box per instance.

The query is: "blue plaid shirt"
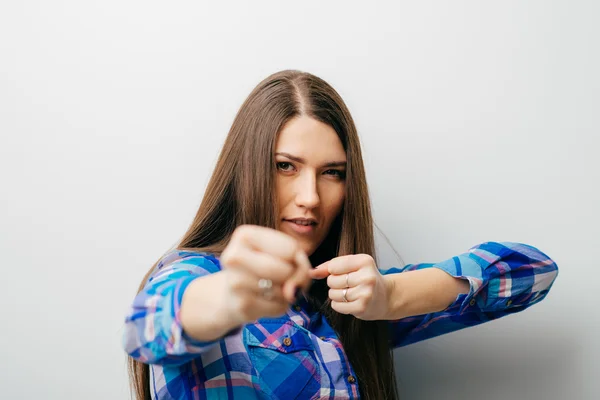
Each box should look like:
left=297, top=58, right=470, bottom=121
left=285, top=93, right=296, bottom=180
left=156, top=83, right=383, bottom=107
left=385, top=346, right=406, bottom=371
left=123, top=241, right=558, bottom=399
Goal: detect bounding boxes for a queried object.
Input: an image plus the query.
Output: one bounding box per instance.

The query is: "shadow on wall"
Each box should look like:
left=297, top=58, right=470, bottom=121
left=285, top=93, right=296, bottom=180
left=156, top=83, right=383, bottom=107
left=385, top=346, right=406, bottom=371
left=393, top=323, right=580, bottom=400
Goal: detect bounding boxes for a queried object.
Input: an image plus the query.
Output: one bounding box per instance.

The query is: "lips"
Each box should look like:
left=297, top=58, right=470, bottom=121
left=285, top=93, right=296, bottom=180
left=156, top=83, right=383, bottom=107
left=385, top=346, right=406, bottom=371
left=283, top=218, right=318, bottom=235
left=285, top=218, right=317, bottom=226
left=286, top=219, right=317, bottom=226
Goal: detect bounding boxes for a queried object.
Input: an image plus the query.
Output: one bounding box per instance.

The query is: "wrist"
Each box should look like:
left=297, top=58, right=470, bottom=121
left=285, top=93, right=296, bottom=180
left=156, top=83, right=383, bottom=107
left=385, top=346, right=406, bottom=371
left=383, top=274, right=406, bottom=320
left=181, top=272, right=241, bottom=342
left=218, top=270, right=249, bottom=328
left=383, top=268, right=470, bottom=321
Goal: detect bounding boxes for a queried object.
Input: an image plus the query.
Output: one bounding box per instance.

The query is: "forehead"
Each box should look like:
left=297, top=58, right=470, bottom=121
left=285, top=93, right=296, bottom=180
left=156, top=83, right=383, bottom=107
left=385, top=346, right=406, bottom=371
left=275, top=116, right=346, bottom=161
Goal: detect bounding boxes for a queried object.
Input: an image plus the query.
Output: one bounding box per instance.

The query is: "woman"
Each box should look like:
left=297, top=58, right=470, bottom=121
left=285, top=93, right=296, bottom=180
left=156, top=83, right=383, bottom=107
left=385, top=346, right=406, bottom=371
left=123, top=70, right=559, bottom=400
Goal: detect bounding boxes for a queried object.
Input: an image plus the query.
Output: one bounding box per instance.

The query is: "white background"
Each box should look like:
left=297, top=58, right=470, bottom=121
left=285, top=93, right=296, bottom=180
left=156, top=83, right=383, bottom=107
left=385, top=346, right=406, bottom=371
left=1, top=1, right=598, bottom=399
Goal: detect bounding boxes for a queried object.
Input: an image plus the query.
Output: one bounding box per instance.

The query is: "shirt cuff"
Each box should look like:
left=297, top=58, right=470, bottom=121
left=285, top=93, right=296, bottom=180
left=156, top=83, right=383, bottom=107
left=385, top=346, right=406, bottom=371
left=432, top=264, right=481, bottom=315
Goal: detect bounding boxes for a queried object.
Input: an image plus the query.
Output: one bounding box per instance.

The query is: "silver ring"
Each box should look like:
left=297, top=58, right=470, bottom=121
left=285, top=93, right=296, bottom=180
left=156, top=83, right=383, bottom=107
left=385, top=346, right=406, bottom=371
left=342, top=288, right=348, bottom=302
left=258, top=279, right=273, bottom=300
left=345, top=273, right=350, bottom=288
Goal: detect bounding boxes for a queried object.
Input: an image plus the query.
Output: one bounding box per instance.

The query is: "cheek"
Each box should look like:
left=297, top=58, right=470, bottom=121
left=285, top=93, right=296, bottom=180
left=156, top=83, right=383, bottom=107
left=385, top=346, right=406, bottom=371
left=322, top=187, right=345, bottom=220
left=275, top=177, right=291, bottom=209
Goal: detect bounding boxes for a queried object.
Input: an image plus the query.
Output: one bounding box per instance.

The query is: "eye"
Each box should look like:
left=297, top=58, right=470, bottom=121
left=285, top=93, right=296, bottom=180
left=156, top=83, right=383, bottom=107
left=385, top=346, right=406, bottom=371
left=324, top=169, right=346, bottom=179
left=276, top=162, right=295, bottom=172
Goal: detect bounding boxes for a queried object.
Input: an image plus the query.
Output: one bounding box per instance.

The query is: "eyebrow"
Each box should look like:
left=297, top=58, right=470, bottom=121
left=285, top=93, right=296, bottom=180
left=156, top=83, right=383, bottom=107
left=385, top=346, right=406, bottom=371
left=275, top=152, right=347, bottom=168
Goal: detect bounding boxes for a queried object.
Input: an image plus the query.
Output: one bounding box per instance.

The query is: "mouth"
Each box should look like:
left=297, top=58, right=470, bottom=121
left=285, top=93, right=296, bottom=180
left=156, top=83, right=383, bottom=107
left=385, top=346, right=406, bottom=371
left=283, top=218, right=318, bottom=234
left=285, top=218, right=317, bottom=226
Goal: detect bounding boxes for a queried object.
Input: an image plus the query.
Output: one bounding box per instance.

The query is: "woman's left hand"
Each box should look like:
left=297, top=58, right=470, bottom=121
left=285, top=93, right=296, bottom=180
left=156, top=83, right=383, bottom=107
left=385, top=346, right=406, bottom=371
left=309, top=254, right=392, bottom=320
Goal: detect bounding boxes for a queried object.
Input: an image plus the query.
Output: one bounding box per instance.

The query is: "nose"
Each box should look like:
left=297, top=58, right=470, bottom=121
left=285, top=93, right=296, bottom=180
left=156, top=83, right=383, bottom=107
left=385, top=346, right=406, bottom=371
left=294, top=171, right=320, bottom=209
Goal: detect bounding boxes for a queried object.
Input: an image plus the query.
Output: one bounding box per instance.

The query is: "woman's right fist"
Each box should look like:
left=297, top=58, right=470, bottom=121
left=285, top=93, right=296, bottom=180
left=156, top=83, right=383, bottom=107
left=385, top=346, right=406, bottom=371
left=219, top=225, right=312, bottom=324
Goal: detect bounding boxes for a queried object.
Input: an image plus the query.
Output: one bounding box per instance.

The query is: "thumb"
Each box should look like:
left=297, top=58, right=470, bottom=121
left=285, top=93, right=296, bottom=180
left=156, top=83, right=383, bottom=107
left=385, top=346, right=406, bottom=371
left=308, top=262, right=331, bottom=280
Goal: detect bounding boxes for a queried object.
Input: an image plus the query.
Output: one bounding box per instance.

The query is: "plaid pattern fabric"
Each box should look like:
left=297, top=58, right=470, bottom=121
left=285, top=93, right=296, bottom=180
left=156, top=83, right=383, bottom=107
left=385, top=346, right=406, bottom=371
left=123, top=241, right=558, bottom=399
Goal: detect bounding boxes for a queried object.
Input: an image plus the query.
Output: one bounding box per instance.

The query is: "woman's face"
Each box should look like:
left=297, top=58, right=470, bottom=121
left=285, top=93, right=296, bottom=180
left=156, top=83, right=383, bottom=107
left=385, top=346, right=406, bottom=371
left=274, top=115, right=347, bottom=256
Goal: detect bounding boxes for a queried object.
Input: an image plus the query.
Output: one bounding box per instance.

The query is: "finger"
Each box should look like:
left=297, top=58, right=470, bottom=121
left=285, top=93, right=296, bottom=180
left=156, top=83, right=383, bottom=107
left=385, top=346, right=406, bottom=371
left=234, top=225, right=301, bottom=262
left=326, top=269, right=363, bottom=289
left=328, top=287, right=357, bottom=303
left=228, top=270, right=286, bottom=301
left=282, top=250, right=312, bottom=302
left=319, top=254, right=371, bottom=276
left=295, top=248, right=313, bottom=284
left=250, top=279, right=285, bottom=300
left=308, top=265, right=330, bottom=280
left=221, top=245, right=295, bottom=283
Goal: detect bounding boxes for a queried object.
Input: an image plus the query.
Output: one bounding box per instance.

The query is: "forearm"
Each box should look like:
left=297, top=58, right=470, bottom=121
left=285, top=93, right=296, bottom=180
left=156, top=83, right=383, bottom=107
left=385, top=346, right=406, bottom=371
left=180, top=271, right=240, bottom=342
left=384, top=268, right=470, bottom=320
left=123, top=260, right=229, bottom=365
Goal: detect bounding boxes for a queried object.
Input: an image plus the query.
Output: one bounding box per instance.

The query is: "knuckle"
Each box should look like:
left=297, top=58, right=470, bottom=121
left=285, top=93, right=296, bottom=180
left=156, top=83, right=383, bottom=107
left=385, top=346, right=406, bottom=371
left=220, top=252, right=231, bottom=266
left=232, top=225, right=246, bottom=240
left=327, top=275, right=335, bottom=287
left=279, top=234, right=297, bottom=255
left=235, top=225, right=250, bottom=240
left=365, top=275, right=376, bottom=286
left=330, top=301, right=339, bottom=312
left=222, top=249, right=240, bottom=268
left=361, top=254, right=374, bottom=264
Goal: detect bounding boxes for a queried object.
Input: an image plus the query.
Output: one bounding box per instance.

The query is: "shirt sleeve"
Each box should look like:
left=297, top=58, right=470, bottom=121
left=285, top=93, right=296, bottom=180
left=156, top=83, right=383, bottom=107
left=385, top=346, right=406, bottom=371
left=383, top=241, right=559, bottom=348
left=122, top=250, right=225, bottom=365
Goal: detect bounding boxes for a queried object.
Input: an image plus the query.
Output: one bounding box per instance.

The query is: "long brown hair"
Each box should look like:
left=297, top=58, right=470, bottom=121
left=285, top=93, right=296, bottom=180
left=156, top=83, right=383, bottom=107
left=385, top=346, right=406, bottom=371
left=128, top=70, right=398, bottom=400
